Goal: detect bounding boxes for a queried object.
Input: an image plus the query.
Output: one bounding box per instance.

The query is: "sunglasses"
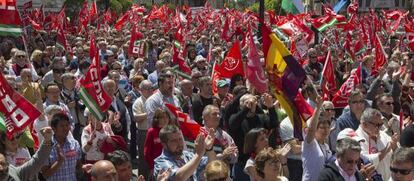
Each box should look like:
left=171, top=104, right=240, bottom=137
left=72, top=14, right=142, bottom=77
left=16, top=55, right=26, bottom=58
left=324, top=108, right=335, bottom=112
left=390, top=167, right=414, bottom=175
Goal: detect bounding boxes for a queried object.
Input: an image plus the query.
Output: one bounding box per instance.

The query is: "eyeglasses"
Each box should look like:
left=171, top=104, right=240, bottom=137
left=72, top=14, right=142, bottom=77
left=367, top=122, right=383, bottom=129
left=384, top=101, right=394, bottom=106
left=351, top=100, right=364, bottom=104
left=390, top=167, right=414, bottom=175
left=16, top=55, right=26, bottom=58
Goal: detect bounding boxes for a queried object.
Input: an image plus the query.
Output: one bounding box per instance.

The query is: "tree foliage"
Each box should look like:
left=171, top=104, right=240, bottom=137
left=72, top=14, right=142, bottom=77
left=248, top=0, right=282, bottom=14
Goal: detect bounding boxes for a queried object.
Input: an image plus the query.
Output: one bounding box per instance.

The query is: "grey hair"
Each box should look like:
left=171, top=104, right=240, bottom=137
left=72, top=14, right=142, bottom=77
left=202, top=105, right=219, bottom=118
left=159, top=125, right=181, bottom=144
left=391, top=147, right=414, bottom=165
left=239, top=94, right=255, bottom=107
left=360, top=108, right=382, bottom=123
left=138, top=80, right=152, bottom=89
left=336, top=138, right=361, bottom=158
left=44, top=105, right=64, bottom=115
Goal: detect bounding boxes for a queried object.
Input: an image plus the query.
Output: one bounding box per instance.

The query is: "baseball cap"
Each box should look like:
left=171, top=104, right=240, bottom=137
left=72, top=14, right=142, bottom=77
left=217, top=79, right=230, bottom=88
left=337, top=128, right=365, bottom=142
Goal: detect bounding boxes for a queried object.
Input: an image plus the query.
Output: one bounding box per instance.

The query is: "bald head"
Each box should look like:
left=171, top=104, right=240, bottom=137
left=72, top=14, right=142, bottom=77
left=103, top=79, right=117, bottom=96
left=179, top=79, right=193, bottom=97
left=91, top=160, right=118, bottom=181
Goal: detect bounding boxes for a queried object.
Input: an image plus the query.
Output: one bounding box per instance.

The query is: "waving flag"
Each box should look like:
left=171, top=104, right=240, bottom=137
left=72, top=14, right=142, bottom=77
left=332, top=64, right=362, bottom=108
left=373, top=33, right=387, bottom=72
left=79, top=36, right=113, bottom=121
left=128, top=25, right=144, bottom=56
left=262, top=25, right=308, bottom=140
left=0, top=73, right=41, bottom=139
left=405, top=25, right=414, bottom=52
left=320, top=51, right=336, bottom=99
left=246, top=28, right=267, bottom=93
left=165, top=103, right=202, bottom=141
left=0, top=0, right=23, bottom=37
left=281, top=0, right=304, bottom=14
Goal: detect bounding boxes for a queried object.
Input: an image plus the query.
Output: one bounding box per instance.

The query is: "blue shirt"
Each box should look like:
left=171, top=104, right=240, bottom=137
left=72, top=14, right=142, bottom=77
left=46, top=136, right=81, bottom=181
left=336, top=110, right=360, bottom=131
left=154, top=149, right=208, bottom=181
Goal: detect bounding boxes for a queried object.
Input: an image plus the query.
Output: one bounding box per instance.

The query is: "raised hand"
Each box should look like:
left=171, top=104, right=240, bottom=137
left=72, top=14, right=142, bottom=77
left=359, top=163, right=375, bottom=181
left=194, top=134, right=206, bottom=156
left=40, top=127, right=53, bottom=142
left=205, top=128, right=215, bottom=151
left=262, top=93, right=274, bottom=108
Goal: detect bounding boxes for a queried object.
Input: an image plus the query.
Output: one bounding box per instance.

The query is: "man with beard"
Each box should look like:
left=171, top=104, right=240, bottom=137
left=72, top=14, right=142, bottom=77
left=0, top=127, right=54, bottom=181
left=153, top=125, right=216, bottom=181
left=145, top=71, right=180, bottom=127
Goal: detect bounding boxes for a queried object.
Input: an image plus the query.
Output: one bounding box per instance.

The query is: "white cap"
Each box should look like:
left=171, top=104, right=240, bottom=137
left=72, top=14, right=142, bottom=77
left=336, top=128, right=365, bottom=142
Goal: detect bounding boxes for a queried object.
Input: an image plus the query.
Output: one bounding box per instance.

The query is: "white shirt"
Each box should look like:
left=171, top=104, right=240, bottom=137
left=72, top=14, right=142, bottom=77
left=6, top=147, right=31, bottom=167
left=335, top=159, right=357, bottom=181
left=132, top=96, right=148, bottom=130
left=356, top=126, right=392, bottom=181
left=301, top=138, right=332, bottom=181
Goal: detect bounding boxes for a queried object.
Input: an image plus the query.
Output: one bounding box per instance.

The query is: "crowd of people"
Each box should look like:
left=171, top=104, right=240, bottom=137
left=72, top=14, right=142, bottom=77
left=0, top=2, right=413, bottom=181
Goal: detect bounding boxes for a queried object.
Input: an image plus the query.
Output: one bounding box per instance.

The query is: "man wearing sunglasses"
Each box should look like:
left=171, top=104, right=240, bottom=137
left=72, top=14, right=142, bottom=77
left=375, top=94, right=401, bottom=136
left=389, top=148, right=414, bottom=181
left=356, top=108, right=399, bottom=181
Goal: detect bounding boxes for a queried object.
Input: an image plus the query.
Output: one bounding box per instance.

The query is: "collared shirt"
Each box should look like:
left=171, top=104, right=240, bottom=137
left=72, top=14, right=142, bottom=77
left=154, top=149, right=208, bottom=181
left=132, top=96, right=148, bottom=130
left=145, top=90, right=180, bottom=128
left=356, top=126, right=392, bottom=181
left=335, top=159, right=357, bottom=181
left=47, top=136, right=81, bottom=181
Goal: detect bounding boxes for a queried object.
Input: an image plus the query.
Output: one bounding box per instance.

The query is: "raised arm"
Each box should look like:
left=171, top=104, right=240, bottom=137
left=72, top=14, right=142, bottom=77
left=305, top=97, right=323, bottom=144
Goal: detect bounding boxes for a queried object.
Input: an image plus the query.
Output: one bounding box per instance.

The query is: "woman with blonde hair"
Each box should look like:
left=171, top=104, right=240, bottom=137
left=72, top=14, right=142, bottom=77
left=204, top=160, right=231, bottom=181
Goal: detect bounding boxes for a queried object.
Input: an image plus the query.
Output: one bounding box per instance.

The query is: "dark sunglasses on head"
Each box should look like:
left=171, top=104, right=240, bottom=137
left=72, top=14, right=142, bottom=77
left=390, top=167, right=414, bottom=175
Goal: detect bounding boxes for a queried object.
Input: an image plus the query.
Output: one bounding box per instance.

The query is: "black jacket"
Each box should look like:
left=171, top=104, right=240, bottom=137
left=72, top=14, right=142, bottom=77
left=318, top=161, right=364, bottom=181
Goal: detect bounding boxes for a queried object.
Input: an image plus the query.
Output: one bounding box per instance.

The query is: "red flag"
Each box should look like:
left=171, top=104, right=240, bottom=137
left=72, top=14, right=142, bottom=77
left=405, top=24, right=414, bottom=52
left=79, top=39, right=113, bottom=119
left=165, top=103, right=202, bottom=141
left=246, top=28, right=267, bottom=93
left=172, top=45, right=192, bottom=75
left=102, top=9, right=112, bottom=25
left=216, top=40, right=245, bottom=78
left=89, top=0, right=98, bottom=20
left=221, top=15, right=230, bottom=42
left=373, top=33, right=387, bottom=72
left=320, top=51, right=336, bottom=99
left=332, top=64, right=362, bottom=108
left=128, top=25, right=144, bottom=56
left=0, top=73, right=41, bottom=140
left=77, top=1, right=89, bottom=33
left=114, top=12, right=130, bottom=31
left=57, top=26, right=71, bottom=53
left=28, top=17, right=42, bottom=31
left=294, top=92, right=314, bottom=120
left=347, top=0, right=359, bottom=15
